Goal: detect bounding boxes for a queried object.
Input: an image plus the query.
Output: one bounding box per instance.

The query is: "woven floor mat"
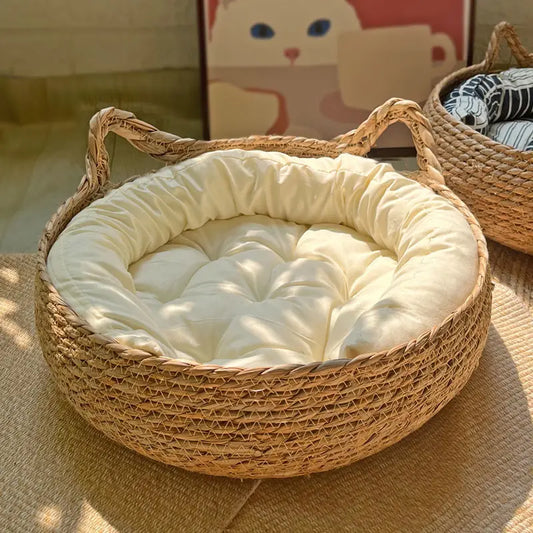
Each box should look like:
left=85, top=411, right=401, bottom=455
left=488, top=240, right=532, bottom=312
left=1, top=250, right=531, bottom=533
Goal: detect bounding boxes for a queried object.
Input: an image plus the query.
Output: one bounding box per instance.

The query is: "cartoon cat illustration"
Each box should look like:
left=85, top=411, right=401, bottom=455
left=208, top=0, right=361, bottom=67
left=206, top=0, right=457, bottom=143
left=207, top=0, right=364, bottom=138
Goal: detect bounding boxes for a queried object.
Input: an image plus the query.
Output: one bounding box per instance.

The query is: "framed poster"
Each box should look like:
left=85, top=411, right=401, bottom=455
left=198, top=0, right=475, bottom=153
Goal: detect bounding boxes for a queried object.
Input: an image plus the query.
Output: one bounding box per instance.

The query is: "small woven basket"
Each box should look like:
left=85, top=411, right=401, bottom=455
left=425, top=21, right=533, bottom=255
left=35, top=98, right=492, bottom=479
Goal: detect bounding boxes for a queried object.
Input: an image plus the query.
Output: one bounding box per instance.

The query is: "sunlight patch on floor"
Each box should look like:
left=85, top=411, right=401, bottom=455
left=36, top=505, right=62, bottom=530
left=76, top=500, right=118, bottom=533
left=0, top=297, right=31, bottom=348
left=0, top=266, right=19, bottom=284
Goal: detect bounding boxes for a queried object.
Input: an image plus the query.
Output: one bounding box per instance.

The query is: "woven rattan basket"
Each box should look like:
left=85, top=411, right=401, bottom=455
left=425, top=22, right=533, bottom=255
left=35, top=98, right=492, bottom=479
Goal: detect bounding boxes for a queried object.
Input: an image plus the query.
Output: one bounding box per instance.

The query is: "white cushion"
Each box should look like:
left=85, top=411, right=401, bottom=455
left=47, top=149, right=479, bottom=368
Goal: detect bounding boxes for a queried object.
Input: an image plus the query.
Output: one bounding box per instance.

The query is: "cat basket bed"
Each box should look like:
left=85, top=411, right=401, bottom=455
left=35, top=99, right=492, bottom=479
left=425, top=22, right=533, bottom=255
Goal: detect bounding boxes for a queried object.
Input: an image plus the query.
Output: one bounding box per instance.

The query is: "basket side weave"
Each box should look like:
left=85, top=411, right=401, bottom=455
left=425, top=22, right=533, bottom=255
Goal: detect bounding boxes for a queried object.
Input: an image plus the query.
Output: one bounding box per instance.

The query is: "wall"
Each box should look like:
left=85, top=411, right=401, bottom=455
left=0, top=0, right=199, bottom=76
left=472, top=0, right=533, bottom=62
left=0, top=0, right=531, bottom=125
left=1, top=0, right=531, bottom=77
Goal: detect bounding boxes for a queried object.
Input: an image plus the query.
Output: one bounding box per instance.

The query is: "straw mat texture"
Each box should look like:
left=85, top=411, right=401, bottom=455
left=1, top=245, right=531, bottom=532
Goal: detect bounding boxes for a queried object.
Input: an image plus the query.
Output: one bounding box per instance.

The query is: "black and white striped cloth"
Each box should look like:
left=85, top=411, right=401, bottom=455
left=443, top=68, right=533, bottom=151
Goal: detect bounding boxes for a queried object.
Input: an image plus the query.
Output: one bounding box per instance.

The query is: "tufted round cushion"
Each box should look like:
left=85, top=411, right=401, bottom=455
left=47, top=149, right=478, bottom=368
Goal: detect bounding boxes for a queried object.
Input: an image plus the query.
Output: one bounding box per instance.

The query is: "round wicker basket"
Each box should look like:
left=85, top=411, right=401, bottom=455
left=35, top=99, right=492, bottom=479
left=425, top=21, right=533, bottom=255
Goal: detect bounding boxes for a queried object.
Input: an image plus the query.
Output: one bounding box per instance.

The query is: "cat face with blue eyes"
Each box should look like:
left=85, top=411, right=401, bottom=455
left=209, top=0, right=361, bottom=67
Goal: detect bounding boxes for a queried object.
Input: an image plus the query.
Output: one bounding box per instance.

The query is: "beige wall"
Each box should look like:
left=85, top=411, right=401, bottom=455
left=0, top=0, right=531, bottom=77
left=0, top=0, right=531, bottom=81
left=0, top=0, right=199, bottom=76
left=473, top=0, right=533, bottom=63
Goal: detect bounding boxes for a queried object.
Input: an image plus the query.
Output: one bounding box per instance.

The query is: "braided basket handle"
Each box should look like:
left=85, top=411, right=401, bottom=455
left=82, top=100, right=444, bottom=192
left=80, top=107, right=207, bottom=192
left=482, top=21, right=533, bottom=70
left=333, top=98, right=444, bottom=185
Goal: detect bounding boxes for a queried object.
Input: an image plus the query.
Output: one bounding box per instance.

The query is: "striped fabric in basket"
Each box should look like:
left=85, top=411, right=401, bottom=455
left=444, top=68, right=533, bottom=151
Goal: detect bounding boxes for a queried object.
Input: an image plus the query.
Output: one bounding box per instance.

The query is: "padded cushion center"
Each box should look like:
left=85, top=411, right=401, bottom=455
left=129, top=215, right=396, bottom=367
left=47, top=149, right=478, bottom=368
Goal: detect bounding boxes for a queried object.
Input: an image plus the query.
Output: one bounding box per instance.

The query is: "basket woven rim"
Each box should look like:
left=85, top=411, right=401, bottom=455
left=37, top=166, right=489, bottom=380
left=428, top=63, right=533, bottom=164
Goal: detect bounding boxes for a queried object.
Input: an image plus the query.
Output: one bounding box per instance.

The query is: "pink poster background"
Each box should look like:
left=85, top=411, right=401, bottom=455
left=203, top=0, right=472, bottom=149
